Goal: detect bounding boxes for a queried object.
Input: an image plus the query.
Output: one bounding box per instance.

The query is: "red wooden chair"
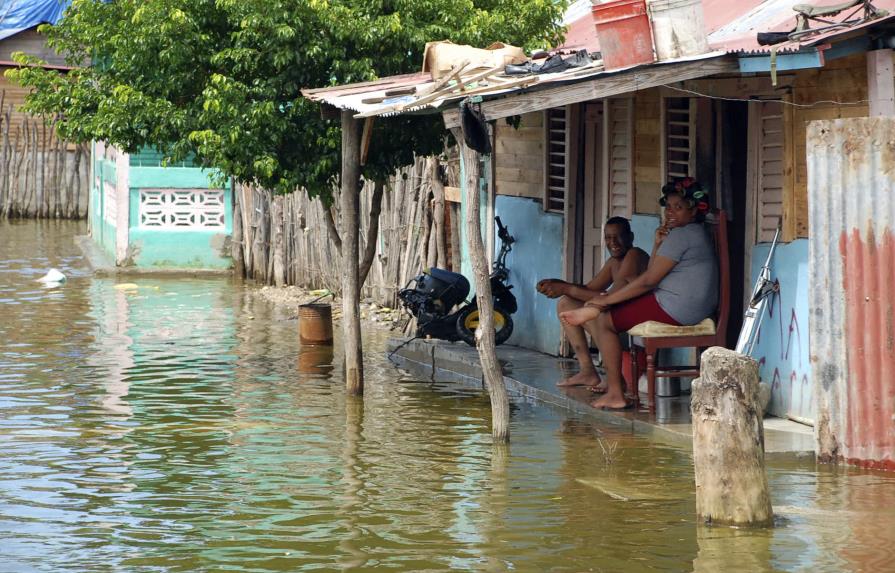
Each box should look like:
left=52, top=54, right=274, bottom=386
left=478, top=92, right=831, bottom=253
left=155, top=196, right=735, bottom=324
left=627, top=210, right=730, bottom=412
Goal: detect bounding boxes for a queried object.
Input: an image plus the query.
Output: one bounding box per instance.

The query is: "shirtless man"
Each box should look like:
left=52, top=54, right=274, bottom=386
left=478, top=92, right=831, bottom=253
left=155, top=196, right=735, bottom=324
left=536, top=217, right=649, bottom=391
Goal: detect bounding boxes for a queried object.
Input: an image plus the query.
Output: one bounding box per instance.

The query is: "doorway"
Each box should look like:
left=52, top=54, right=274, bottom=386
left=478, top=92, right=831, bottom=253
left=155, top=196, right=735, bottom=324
left=718, top=100, right=749, bottom=347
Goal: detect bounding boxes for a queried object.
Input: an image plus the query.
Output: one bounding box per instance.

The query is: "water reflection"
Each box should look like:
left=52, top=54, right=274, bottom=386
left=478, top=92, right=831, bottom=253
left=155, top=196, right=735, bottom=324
left=3, top=220, right=895, bottom=572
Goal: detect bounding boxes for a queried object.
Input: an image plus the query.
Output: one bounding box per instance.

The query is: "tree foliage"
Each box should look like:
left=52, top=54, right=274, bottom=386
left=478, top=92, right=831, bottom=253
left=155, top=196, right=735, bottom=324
left=8, top=0, right=567, bottom=197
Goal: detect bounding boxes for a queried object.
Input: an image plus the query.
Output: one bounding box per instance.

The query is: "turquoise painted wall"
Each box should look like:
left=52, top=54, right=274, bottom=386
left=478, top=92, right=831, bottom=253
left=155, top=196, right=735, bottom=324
left=750, top=240, right=813, bottom=422
left=90, top=152, right=118, bottom=260
left=128, top=181, right=233, bottom=270
left=89, top=145, right=232, bottom=270
left=494, top=196, right=564, bottom=355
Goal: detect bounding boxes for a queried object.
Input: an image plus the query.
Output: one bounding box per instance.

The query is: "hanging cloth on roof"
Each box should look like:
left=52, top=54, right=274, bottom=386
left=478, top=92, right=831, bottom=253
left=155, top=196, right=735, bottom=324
left=459, top=98, right=491, bottom=155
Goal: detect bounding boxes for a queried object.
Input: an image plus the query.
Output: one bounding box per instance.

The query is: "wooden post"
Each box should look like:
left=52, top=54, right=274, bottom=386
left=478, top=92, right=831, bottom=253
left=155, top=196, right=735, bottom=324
left=429, top=157, right=447, bottom=268
left=452, top=128, right=510, bottom=443
left=867, top=49, right=895, bottom=117
left=692, top=346, right=773, bottom=526
left=341, top=110, right=364, bottom=395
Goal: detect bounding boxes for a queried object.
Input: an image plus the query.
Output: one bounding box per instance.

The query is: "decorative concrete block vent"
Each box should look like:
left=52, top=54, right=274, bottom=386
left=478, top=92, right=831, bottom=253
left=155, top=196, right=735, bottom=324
left=139, top=189, right=226, bottom=229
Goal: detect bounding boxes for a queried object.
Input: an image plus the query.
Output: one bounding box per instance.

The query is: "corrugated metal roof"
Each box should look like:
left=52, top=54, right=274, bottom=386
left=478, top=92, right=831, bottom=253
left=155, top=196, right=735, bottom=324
left=304, top=0, right=895, bottom=118
left=708, top=0, right=895, bottom=54
left=303, top=51, right=729, bottom=119
left=561, top=0, right=895, bottom=55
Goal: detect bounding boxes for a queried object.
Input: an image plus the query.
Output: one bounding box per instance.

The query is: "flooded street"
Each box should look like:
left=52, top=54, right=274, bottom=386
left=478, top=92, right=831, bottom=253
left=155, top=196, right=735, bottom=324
left=1, top=220, right=894, bottom=572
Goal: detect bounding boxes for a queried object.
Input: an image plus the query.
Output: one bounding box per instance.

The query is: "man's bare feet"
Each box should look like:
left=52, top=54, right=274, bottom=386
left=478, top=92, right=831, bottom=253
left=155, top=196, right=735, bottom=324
left=560, top=306, right=600, bottom=327
left=557, top=370, right=601, bottom=388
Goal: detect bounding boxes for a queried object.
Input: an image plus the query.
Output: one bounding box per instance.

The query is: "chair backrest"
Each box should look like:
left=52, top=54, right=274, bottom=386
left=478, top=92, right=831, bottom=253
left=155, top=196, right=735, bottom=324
left=708, top=210, right=730, bottom=343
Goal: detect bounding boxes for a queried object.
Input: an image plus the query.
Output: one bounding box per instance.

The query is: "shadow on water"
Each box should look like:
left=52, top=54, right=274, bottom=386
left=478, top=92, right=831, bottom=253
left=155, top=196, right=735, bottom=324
left=2, top=220, right=895, bottom=572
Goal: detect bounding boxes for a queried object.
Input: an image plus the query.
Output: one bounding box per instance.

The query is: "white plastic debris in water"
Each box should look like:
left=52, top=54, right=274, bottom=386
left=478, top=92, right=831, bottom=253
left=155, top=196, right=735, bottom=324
left=36, top=268, right=66, bottom=286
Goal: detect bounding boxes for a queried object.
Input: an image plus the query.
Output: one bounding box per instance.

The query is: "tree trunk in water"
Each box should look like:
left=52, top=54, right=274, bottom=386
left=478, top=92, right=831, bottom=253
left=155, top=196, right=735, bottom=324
left=358, top=178, right=384, bottom=289
left=692, top=347, right=773, bottom=526
left=340, top=110, right=364, bottom=395
left=455, top=131, right=510, bottom=443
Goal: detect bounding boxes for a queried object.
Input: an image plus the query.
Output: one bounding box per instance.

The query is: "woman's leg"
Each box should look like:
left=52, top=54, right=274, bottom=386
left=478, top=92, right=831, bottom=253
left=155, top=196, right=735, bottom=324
left=556, top=296, right=601, bottom=387
left=589, top=312, right=629, bottom=409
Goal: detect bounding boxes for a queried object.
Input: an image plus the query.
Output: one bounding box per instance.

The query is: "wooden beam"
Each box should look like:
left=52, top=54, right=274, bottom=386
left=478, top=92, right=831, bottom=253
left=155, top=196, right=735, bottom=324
left=360, top=117, right=374, bottom=166
left=443, top=56, right=739, bottom=129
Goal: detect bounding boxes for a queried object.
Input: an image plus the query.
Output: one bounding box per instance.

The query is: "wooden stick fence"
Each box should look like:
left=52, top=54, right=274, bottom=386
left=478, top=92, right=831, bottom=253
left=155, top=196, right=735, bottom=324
left=0, top=90, right=89, bottom=219
left=233, top=154, right=461, bottom=308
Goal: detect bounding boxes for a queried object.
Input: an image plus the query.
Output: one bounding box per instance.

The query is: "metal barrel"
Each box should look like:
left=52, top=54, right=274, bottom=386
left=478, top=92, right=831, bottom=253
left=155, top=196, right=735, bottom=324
left=298, top=303, right=334, bottom=345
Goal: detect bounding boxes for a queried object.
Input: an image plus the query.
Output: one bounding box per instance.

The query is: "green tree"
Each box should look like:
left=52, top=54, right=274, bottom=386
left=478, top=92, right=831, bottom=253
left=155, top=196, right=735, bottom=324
left=9, top=0, right=566, bottom=196
left=8, top=0, right=567, bottom=398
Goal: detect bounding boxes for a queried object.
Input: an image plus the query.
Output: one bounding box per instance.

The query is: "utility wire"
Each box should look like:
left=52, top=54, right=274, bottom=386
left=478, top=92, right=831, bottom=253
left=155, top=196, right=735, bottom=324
left=661, top=83, right=869, bottom=108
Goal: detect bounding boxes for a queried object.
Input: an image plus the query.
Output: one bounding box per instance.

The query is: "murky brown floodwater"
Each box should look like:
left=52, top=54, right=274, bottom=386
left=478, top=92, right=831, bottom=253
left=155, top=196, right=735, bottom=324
left=1, top=219, right=894, bottom=572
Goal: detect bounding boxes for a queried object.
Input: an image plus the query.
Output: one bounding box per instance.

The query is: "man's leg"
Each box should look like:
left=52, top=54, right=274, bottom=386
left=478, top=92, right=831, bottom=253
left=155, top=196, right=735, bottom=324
left=556, top=296, right=601, bottom=388
left=589, top=312, right=630, bottom=409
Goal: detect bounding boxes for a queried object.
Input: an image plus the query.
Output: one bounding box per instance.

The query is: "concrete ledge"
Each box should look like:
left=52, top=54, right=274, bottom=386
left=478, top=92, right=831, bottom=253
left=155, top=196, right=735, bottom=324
left=75, top=234, right=232, bottom=277
left=388, top=337, right=816, bottom=458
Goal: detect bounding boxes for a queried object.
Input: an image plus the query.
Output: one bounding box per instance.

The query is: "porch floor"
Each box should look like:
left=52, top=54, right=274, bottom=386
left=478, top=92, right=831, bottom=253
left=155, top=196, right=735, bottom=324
left=388, top=338, right=815, bottom=458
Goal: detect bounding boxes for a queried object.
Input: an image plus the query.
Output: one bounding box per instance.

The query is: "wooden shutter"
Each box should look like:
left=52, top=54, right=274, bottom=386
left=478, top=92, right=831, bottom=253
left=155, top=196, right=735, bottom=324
left=544, top=107, right=567, bottom=213
left=757, top=101, right=784, bottom=242
left=664, top=97, right=696, bottom=180
left=604, top=98, right=634, bottom=218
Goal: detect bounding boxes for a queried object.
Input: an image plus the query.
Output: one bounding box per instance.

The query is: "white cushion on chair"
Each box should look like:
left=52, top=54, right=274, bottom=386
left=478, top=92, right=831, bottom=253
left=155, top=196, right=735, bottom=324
left=627, top=317, right=716, bottom=338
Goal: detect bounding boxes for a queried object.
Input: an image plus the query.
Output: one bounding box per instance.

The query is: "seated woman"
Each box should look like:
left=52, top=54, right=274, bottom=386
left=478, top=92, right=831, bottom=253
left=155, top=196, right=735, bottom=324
left=560, top=178, right=718, bottom=410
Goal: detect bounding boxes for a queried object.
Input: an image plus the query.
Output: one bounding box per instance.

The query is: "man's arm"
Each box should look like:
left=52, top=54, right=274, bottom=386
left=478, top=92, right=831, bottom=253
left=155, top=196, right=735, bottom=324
left=537, top=262, right=613, bottom=301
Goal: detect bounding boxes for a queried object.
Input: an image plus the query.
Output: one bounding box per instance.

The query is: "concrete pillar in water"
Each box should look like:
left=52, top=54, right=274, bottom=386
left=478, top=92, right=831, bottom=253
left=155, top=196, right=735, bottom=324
left=691, top=346, right=773, bottom=526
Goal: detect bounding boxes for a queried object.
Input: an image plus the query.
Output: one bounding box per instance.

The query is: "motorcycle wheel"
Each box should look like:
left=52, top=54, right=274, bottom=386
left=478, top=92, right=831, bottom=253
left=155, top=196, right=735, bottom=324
left=455, top=306, right=514, bottom=347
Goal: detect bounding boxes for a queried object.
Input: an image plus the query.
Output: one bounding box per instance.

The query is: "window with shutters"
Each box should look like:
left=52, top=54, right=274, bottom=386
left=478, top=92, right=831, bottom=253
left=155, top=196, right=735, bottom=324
left=605, top=98, right=634, bottom=218
left=756, top=101, right=784, bottom=242
left=544, top=107, right=567, bottom=213
left=663, top=97, right=696, bottom=181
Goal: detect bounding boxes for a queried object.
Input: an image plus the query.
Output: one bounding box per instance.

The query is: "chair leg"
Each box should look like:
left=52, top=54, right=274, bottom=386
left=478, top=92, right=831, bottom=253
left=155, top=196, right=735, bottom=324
left=629, top=346, right=640, bottom=406
left=647, top=351, right=657, bottom=413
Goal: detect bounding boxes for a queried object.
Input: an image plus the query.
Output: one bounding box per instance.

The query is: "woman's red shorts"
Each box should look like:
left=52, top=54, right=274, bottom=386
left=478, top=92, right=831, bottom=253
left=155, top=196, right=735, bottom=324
left=609, top=292, right=680, bottom=332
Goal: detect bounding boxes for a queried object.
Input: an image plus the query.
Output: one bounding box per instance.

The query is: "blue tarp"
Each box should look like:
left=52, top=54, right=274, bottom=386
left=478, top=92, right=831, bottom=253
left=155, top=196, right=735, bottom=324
left=0, top=0, right=71, bottom=42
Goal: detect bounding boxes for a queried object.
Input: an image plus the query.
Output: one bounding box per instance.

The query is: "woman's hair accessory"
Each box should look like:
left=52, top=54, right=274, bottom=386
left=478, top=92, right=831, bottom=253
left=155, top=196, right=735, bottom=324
left=659, top=177, right=710, bottom=211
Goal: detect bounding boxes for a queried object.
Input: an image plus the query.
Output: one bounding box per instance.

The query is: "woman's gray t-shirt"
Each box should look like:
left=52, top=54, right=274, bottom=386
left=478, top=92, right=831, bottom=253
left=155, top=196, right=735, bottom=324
left=654, top=223, right=718, bottom=325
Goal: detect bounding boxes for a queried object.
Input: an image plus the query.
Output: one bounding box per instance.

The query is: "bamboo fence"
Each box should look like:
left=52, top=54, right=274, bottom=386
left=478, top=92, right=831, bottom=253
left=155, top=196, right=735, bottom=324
left=232, top=154, right=462, bottom=308
left=0, top=90, right=89, bottom=219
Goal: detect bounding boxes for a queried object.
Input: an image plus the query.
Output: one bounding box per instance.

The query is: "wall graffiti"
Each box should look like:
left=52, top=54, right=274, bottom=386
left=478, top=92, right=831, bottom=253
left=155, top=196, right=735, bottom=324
left=751, top=240, right=814, bottom=423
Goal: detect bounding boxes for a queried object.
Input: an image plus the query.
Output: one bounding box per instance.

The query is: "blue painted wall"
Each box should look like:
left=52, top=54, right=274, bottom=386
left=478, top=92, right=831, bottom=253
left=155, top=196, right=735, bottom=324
left=493, top=196, right=564, bottom=355
left=631, top=214, right=660, bottom=254
left=750, top=239, right=813, bottom=422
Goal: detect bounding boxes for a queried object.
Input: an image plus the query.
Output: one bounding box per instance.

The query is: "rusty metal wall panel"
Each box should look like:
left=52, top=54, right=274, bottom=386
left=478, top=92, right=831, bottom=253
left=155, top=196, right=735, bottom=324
left=808, top=117, right=895, bottom=471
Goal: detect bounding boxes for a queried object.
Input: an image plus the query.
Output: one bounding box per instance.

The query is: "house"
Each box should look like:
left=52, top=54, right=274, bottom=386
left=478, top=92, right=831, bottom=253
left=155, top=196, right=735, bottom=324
left=307, top=0, right=895, bottom=469
left=0, top=0, right=89, bottom=218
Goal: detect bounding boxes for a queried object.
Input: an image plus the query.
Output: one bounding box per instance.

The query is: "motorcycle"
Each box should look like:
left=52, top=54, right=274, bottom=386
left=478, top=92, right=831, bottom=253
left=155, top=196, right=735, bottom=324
left=398, top=217, right=517, bottom=346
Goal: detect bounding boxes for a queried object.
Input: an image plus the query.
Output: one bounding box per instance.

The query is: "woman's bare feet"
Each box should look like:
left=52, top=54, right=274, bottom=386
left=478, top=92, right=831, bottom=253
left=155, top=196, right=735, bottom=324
left=590, top=391, right=633, bottom=410
left=589, top=382, right=608, bottom=393
left=557, top=370, right=601, bottom=388
left=560, top=306, right=600, bottom=327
